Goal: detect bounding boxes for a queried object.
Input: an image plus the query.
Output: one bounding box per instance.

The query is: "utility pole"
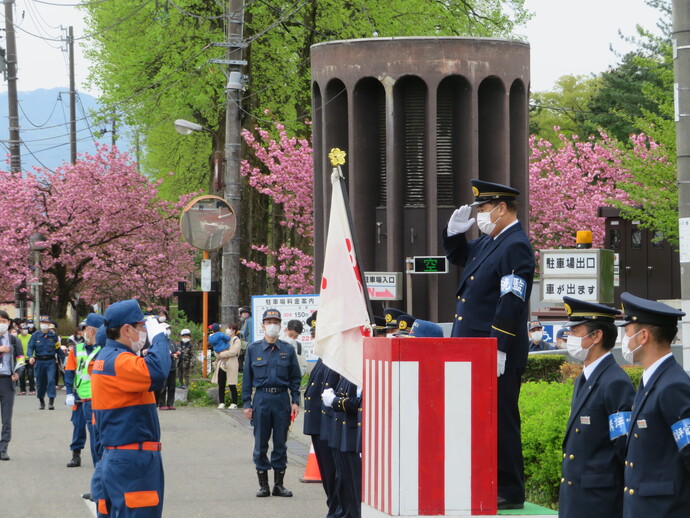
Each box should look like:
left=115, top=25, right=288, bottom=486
left=68, top=26, right=77, bottom=164
left=4, top=0, right=20, bottom=173
left=674, top=0, right=690, bottom=370
left=215, top=0, right=245, bottom=324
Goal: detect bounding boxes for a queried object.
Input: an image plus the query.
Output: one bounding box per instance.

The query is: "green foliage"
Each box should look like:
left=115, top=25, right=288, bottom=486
left=621, top=364, right=644, bottom=389
left=522, top=354, right=567, bottom=383
left=520, top=381, right=572, bottom=509
left=529, top=75, right=600, bottom=141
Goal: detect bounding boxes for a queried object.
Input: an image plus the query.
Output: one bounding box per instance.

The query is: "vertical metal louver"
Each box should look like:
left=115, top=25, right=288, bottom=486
left=436, top=87, right=454, bottom=206
left=403, top=82, right=426, bottom=206
left=377, top=90, right=387, bottom=207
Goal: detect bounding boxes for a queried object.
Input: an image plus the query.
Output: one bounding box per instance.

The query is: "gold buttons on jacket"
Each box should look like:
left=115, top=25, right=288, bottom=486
left=470, top=276, right=475, bottom=281
left=624, top=487, right=628, bottom=493
left=458, top=316, right=463, bottom=321
left=629, top=489, right=635, bottom=495
left=575, top=428, right=580, bottom=433
left=561, top=478, right=565, bottom=483
left=563, top=453, right=566, bottom=458
left=461, top=298, right=466, bottom=303
left=568, top=481, right=573, bottom=486
left=569, top=454, right=574, bottom=460
left=629, top=462, right=634, bottom=468
left=634, top=434, right=638, bottom=438
left=625, top=461, right=628, bottom=466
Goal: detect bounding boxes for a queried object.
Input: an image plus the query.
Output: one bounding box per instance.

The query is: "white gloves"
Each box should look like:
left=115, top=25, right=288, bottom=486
left=447, top=205, right=475, bottom=236
left=322, top=388, right=336, bottom=408
left=497, top=351, right=506, bottom=377
left=65, top=394, right=75, bottom=407
left=145, top=316, right=166, bottom=342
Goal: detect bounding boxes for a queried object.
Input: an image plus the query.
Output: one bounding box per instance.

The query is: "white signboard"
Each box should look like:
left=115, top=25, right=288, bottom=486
left=200, top=259, right=212, bottom=292
left=680, top=217, right=690, bottom=263
left=542, top=278, right=599, bottom=302
left=364, top=272, right=402, bottom=300
left=541, top=251, right=598, bottom=275
left=252, top=294, right=320, bottom=360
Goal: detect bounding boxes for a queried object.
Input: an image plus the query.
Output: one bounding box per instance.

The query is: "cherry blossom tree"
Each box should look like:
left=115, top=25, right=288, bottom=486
left=240, top=120, right=314, bottom=294
left=529, top=131, right=632, bottom=253
left=0, top=145, right=196, bottom=318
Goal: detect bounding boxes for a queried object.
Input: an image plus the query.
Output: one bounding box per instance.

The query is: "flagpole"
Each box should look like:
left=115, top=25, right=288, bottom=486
left=336, top=168, right=375, bottom=325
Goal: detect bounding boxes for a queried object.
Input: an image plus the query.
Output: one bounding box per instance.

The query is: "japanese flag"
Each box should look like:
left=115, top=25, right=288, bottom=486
left=315, top=170, right=370, bottom=386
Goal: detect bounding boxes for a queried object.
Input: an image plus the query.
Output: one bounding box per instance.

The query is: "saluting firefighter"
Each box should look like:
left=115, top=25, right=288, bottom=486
left=91, top=300, right=170, bottom=517
left=619, top=292, right=690, bottom=518
left=558, top=297, right=635, bottom=518
left=443, top=180, right=535, bottom=510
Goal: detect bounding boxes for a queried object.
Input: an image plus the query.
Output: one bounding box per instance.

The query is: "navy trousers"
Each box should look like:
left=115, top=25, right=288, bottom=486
left=69, top=401, right=87, bottom=451
left=313, top=435, right=342, bottom=518
left=252, top=391, right=291, bottom=470
left=0, top=377, right=15, bottom=453
left=34, top=359, right=56, bottom=399
left=82, top=399, right=102, bottom=466
left=497, top=367, right=525, bottom=503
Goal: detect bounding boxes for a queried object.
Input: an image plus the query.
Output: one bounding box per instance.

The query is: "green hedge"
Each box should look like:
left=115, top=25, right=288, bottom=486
left=520, top=380, right=572, bottom=509
left=523, top=354, right=568, bottom=383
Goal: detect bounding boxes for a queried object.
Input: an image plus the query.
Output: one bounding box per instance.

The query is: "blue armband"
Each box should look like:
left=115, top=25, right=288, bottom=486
left=500, top=274, right=527, bottom=301
left=671, top=418, right=690, bottom=451
left=608, top=411, right=631, bottom=440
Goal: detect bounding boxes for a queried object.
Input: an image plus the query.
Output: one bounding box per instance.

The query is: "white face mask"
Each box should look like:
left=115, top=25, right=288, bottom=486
left=265, top=324, right=280, bottom=339
left=476, top=205, right=502, bottom=235
left=128, top=326, right=147, bottom=353
left=40, top=324, right=49, bottom=332
left=0, top=323, right=8, bottom=334
left=530, top=330, right=543, bottom=342
left=225, top=329, right=233, bottom=336
left=181, top=337, right=190, bottom=343
left=21, top=329, right=28, bottom=335
left=566, top=331, right=594, bottom=361
left=621, top=330, right=643, bottom=364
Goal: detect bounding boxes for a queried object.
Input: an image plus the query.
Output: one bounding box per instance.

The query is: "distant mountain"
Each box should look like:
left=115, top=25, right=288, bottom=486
left=0, top=88, right=119, bottom=172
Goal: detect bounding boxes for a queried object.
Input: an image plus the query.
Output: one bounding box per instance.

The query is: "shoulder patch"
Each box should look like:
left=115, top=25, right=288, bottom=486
left=500, top=274, right=527, bottom=301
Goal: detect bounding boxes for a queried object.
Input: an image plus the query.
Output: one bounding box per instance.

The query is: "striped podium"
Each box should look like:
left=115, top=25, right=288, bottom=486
left=362, top=337, right=498, bottom=517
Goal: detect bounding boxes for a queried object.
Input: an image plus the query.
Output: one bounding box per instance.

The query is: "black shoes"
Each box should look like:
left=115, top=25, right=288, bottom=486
left=39, top=398, right=45, bottom=410
left=81, top=493, right=93, bottom=501
left=272, top=469, right=293, bottom=497
left=256, top=470, right=270, bottom=497
left=0, top=451, right=9, bottom=461
left=67, top=450, right=81, bottom=467
left=48, top=397, right=55, bottom=410
left=497, top=496, right=524, bottom=510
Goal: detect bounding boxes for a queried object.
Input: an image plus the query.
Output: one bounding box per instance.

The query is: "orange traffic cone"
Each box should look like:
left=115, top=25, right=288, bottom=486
left=299, top=443, right=322, bottom=483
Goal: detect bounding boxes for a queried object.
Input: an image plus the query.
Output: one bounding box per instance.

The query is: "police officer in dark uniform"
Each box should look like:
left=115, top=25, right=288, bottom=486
left=323, top=376, right=362, bottom=518
left=443, top=180, right=535, bottom=509
left=27, top=315, right=64, bottom=410
left=618, top=292, right=690, bottom=518
left=304, top=311, right=344, bottom=517
left=396, top=314, right=416, bottom=337
left=243, top=309, right=302, bottom=498
left=558, top=297, right=635, bottom=518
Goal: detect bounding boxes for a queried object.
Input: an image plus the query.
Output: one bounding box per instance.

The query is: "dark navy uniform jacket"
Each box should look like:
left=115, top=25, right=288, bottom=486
left=304, top=358, right=327, bottom=436
left=320, top=368, right=341, bottom=444
left=443, top=221, right=534, bottom=368
left=559, top=354, right=635, bottom=518
left=27, top=330, right=63, bottom=359
left=241, top=338, right=301, bottom=407
left=329, top=377, right=361, bottom=453
left=623, top=356, right=690, bottom=518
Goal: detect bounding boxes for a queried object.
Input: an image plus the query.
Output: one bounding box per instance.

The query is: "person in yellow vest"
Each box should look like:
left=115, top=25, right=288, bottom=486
left=64, top=313, right=106, bottom=471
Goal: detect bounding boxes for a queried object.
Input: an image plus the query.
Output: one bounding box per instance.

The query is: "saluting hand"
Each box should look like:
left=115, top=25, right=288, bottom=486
left=447, top=205, right=475, bottom=236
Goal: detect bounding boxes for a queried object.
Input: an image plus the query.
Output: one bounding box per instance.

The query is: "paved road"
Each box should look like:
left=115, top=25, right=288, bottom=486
left=4, top=391, right=326, bottom=518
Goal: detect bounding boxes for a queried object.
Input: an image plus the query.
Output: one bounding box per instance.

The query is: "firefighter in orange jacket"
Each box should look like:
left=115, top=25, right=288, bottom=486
left=91, top=299, right=170, bottom=517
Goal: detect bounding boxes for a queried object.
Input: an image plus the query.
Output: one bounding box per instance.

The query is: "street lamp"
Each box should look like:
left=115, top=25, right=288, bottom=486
left=29, top=232, right=48, bottom=326
left=174, top=119, right=205, bottom=136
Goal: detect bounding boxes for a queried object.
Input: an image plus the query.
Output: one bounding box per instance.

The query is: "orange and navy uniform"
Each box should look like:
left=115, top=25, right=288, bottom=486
left=91, top=332, right=170, bottom=446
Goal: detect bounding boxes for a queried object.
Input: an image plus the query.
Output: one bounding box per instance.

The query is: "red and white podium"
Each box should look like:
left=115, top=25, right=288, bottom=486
left=362, top=337, right=497, bottom=517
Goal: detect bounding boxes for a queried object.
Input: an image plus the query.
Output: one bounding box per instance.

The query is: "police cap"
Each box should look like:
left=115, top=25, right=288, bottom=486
left=562, top=296, right=620, bottom=327
left=619, top=292, right=685, bottom=328
left=470, top=179, right=520, bottom=207
left=410, top=319, right=444, bottom=338
left=397, top=314, right=416, bottom=333
left=263, top=308, right=281, bottom=322
left=306, top=311, right=317, bottom=329
left=384, top=308, right=406, bottom=328
left=104, top=299, right=146, bottom=328
left=556, top=328, right=571, bottom=340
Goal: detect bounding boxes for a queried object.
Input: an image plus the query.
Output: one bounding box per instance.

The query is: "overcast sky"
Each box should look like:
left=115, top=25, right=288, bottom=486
left=0, top=0, right=666, bottom=96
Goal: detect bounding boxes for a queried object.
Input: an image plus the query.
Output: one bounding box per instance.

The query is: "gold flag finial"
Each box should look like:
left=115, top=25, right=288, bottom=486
left=329, top=148, right=346, bottom=166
